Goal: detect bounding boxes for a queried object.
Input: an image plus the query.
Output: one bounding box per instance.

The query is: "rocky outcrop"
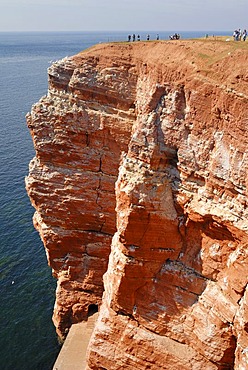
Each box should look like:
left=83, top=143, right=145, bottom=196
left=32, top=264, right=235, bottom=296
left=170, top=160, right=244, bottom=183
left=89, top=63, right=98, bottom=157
left=26, top=40, right=248, bottom=368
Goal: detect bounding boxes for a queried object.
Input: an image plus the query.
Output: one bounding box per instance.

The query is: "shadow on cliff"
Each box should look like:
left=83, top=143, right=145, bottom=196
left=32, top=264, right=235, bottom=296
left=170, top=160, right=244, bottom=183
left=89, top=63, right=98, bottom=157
left=118, top=85, right=237, bottom=368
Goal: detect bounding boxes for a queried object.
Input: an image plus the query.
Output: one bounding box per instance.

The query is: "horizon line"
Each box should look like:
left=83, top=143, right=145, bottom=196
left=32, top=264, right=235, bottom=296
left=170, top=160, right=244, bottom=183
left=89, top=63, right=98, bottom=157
left=0, top=29, right=233, bottom=33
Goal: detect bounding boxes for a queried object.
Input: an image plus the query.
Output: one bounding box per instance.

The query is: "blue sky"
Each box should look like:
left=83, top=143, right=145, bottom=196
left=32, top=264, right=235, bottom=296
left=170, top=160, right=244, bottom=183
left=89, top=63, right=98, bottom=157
left=1, top=0, right=247, bottom=32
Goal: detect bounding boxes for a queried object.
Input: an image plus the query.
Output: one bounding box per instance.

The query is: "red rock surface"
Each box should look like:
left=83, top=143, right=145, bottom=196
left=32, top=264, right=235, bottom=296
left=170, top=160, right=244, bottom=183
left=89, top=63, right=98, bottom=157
left=26, top=39, right=248, bottom=368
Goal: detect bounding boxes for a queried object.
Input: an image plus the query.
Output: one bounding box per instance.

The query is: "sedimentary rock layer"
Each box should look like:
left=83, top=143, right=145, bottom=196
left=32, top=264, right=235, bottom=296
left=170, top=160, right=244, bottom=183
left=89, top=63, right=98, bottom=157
left=26, top=40, right=248, bottom=368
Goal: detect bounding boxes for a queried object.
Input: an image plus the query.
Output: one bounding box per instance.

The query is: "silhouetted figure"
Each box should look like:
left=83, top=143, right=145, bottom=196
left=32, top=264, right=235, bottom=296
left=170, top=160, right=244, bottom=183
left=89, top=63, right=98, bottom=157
left=132, top=34, right=136, bottom=42
left=156, top=34, right=159, bottom=40
left=147, top=34, right=150, bottom=41
left=169, top=33, right=180, bottom=40
left=128, top=34, right=131, bottom=42
left=242, top=29, right=247, bottom=41
left=137, top=34, right=140, bottom=41
left=233, top=29, right=240, bottom=41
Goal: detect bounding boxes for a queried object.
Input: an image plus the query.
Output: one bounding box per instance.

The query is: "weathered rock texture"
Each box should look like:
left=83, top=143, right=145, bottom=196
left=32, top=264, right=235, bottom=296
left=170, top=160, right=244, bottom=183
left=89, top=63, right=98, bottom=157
left=26, top=40, right=248, bottom=369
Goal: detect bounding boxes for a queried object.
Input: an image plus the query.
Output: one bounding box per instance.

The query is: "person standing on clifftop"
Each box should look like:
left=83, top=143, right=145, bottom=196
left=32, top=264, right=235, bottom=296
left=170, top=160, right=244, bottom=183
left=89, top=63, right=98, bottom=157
left=242, top=29, right=247, bottom=41
left=233, top=29, right=240, bottom=41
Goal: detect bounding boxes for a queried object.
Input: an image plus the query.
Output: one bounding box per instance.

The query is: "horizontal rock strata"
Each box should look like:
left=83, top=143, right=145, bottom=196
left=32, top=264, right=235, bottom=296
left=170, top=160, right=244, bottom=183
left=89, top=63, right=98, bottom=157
left=26, top=40, right=248, bottom=368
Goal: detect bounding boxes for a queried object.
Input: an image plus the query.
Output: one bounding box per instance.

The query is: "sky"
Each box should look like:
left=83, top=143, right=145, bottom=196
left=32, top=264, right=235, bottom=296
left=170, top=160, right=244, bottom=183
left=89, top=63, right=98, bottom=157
left=0, top=0, right=247, bottom=32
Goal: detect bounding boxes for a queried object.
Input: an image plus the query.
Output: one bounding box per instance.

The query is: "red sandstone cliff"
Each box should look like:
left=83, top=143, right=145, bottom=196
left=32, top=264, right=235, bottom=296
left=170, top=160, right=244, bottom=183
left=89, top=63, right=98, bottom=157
left=26, top=39, right=248, bottom=369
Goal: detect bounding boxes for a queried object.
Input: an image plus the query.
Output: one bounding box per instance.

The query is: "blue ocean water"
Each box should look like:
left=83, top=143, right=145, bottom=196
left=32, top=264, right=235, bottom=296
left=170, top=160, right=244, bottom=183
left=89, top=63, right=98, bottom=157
left=0, top=30, right=232, bottom=370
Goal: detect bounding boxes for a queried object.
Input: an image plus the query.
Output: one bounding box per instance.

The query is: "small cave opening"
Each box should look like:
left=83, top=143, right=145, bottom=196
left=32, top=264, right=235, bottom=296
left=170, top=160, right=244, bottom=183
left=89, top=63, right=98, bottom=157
left=87, top=304, right=98, bottom=317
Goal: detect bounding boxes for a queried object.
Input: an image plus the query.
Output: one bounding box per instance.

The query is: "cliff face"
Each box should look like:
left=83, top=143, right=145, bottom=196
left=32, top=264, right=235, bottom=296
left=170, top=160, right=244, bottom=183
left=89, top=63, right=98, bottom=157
left=26, top=40, right=248, bottom=369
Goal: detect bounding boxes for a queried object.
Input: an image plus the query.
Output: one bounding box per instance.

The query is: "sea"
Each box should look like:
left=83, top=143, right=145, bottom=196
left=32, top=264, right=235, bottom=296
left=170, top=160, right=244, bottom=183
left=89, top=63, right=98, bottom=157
left=0, top=30, right=232, bottom=370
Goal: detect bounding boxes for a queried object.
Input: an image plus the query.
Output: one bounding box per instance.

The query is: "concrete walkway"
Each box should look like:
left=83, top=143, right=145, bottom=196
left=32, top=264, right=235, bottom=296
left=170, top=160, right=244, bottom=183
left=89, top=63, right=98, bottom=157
left=53, top=313, right=98, bottom=370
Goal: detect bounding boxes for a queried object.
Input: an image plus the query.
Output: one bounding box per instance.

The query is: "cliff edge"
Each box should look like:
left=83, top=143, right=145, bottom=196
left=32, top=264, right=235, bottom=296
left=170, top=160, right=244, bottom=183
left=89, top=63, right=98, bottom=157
left=26, top=39, right=248, bottom=369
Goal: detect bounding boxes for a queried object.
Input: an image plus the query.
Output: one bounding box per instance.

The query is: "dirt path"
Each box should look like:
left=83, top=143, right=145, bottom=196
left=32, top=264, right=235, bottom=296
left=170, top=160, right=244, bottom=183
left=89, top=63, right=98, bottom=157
left=53, top=313, right=98, bottom=370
